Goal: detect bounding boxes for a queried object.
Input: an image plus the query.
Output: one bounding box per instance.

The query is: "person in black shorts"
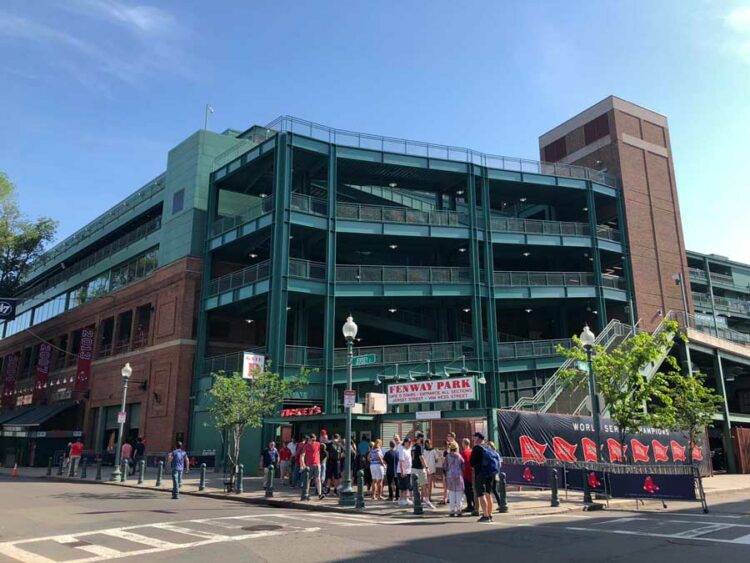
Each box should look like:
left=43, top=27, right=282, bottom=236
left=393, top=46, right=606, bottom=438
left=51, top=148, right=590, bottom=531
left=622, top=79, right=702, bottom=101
left=469, top=432, right=494, bottom=522
left=325, top=433, right=343, bottom=495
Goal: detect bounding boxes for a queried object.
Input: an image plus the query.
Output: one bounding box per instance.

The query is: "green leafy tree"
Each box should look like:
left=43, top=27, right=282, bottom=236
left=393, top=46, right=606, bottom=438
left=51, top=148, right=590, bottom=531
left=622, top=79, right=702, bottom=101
left=207, top=365, right=309, bottom=480
left=556, top=320, right=683, bottom=459
left=0, top=173, right=57, bottom=296
left=666, top=370, right=723, bottom=465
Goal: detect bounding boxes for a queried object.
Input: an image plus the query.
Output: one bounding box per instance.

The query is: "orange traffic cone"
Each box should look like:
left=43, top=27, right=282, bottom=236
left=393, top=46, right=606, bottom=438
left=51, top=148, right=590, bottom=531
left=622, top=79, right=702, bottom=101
left=11, top=463, right=18, bottom=478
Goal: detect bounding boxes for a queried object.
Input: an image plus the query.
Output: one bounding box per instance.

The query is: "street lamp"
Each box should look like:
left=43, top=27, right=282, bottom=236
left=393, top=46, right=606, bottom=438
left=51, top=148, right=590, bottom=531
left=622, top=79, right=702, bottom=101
left=339, top=316, right=358, bottom=507
left=110, top=362, right=133, bottom=481
left=580, top=326, right=602, bottom=462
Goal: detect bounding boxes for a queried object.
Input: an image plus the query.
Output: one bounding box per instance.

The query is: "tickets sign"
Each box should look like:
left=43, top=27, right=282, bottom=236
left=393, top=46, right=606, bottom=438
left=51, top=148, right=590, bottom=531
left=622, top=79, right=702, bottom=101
left=387, top=376, right=477, bottom=405
left=242, top=352, right=265, bottom=380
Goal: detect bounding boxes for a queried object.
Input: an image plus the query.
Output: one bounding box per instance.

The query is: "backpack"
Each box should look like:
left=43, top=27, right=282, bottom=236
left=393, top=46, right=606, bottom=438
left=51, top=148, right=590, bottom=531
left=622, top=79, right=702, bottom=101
left=480, top=446, right=501, bottom=477
left=319, top=442, right=328, bottom=462
left=328, top=441, right=342, bottom=462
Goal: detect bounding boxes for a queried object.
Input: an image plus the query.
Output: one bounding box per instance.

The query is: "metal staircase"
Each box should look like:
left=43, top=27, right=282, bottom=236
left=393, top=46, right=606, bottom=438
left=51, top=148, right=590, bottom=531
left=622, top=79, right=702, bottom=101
left=511, top=319, right=632, bottom=413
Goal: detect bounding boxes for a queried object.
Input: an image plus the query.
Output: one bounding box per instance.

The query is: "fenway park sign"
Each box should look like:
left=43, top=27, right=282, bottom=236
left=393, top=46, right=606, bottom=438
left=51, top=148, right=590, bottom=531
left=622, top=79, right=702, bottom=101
left=388, top=376, right=477, bottom=405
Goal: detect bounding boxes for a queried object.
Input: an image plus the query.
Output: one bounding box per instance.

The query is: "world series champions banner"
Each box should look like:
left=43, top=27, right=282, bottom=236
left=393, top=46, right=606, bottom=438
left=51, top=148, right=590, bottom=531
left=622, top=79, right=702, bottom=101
left=497, top=410, right=711, bottom=476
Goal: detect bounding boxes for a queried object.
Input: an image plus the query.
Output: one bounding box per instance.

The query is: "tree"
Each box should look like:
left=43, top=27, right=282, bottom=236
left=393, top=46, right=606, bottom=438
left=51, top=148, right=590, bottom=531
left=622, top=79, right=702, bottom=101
left=207, top=365, right=309, bottom=481
left=666, top=370, right=723, bottom=465
left=556, top=320, right=683, bottom=459
left=0, top=173, right=57, bottom=297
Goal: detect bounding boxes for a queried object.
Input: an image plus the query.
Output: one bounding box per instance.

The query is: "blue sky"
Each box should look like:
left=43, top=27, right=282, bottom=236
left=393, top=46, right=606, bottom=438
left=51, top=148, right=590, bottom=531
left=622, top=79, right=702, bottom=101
left=2, top=0, right=749, bottom=262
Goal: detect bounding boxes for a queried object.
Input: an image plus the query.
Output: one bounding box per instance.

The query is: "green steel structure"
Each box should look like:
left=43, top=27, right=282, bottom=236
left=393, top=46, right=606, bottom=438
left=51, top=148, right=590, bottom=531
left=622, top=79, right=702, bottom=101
left=191, top=116, right=634, bottom=454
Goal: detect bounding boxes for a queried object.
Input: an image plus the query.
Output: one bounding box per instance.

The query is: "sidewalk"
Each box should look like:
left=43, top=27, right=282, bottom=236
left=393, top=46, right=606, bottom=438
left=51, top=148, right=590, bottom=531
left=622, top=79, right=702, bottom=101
left=3, top=464, right=747, bottom=517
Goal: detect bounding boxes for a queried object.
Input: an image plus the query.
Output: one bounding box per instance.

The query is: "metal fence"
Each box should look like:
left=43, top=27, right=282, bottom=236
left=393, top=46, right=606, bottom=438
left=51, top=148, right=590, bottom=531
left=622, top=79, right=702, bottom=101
left=692, top=292, right=750, bottom=316
left=207, top=260, right=271, bottom=297
left=210, top=197, right=273, bottom=237
left=337, top=202, right=468, bottom=227
left=489, top=217, right=589, bottom=237
left=288, top=259, right=326, bottom=281
left=497, top=338, right=573, bottom=360
left=493, top=271, right=594, bottom=287
left=291, top=193, right=327, bottom=216
left=336, top=265, right=471, bottom=284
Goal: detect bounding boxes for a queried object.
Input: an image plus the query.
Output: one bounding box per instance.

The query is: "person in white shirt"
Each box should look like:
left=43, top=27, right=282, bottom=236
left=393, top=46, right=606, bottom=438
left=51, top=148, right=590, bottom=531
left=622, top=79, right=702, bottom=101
left=424, top=438, right=439, bottom=506
left=397, top=436, right=413, bottom=506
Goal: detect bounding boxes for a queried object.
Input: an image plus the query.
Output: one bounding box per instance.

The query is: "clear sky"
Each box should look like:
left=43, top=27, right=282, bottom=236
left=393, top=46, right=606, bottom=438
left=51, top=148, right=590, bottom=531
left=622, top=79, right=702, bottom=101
left=1, top=1, right=749, bottom=262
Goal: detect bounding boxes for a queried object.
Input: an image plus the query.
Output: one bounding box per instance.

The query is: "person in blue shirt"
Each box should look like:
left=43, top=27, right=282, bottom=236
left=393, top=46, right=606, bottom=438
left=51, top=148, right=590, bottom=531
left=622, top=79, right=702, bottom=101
left=167, top=441, right=189, bottom=499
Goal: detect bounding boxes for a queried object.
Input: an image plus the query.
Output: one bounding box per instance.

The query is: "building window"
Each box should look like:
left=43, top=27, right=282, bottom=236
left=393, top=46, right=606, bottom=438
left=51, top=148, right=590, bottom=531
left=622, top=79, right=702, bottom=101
left=543, top=137, right=567, bottom=163
left=584, top=114, right=610, bottom=145
left=172, top=189, right=185, bottom=215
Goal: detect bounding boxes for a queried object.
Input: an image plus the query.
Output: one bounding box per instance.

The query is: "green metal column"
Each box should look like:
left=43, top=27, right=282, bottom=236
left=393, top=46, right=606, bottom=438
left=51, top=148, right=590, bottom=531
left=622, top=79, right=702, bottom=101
left=480, top=170, right=499, bottom=411
left=323, top=146, right=338, bottom=413
left=266, top=132, right=292, bottom=376
left=615, top=190, right=637, bottom=328
left=466, top=170, right=484, bottom=370
left=713, top=350, right=737, bottom=473
left=703, top=256, right=720, bottom=336
left=586, top=183, right=607, bottom=331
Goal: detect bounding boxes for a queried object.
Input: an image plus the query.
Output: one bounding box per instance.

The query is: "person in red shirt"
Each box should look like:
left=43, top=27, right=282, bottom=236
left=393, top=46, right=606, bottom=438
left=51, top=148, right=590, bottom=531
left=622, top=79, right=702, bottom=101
left=279, top=442, right=292, bottom=485
left=292, top=437, right=307, bottom=488
left=300, top=433, right=323, bottom=500
left=461, top=438, right=475, bottom=514
left=68, top=438, right=84, bottom=476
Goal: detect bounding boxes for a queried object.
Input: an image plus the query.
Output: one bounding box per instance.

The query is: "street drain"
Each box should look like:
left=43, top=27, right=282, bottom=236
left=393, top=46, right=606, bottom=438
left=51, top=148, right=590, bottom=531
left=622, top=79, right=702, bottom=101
left=242, top=525, right=282, bottom=532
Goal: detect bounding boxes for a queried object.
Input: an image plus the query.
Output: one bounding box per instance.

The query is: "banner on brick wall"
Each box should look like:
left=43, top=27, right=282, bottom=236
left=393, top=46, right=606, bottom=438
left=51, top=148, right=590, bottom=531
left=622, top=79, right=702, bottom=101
left=2, top=352, right=20, bottom=409
left=74, top=328, right=95, bottom=392
left=33, top=342, right=52, bottom=402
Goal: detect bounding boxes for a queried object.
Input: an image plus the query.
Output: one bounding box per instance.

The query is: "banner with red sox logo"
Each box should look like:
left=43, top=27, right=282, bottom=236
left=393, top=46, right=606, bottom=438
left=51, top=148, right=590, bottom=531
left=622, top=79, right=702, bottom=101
left=74, top=328, right=95, bottom=392
left=497, top=410, right=711, bottom=476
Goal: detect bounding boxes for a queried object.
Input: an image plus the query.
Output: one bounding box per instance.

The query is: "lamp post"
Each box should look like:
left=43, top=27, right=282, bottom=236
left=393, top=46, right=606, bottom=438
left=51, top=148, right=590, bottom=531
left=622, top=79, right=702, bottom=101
left=110, top=363, right=133, bottom=481
left=339, top=316, right=358, bottom=507
left=580, top=326, right=601, bottom=462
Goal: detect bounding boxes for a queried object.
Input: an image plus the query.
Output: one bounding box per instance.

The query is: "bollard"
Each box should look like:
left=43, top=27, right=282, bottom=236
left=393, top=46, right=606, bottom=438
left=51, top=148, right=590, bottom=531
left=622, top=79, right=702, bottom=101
left=57, top=456, right=64, bottom=476
left=121, top=459, right=128, bottom=483
left=300, top=467, right=310, bottom=501
left=497, top=472, right=509, bottom=513
left=47, top=457, right=53, bottom=477
left=81, top=463, right=87, bottom=479
left=95, top=460, right=102, bottom=481
left=355, top=470, right=365, bottom=509
left=550, top=469, right=560, bottom=507
left=582, top=470, right=592, bottom=505
left=156, top=461, right=164, bottom=487
left=265, top=464, right=274, bottom=498
left=199, top=463, right=207, bottom=492
left=412, top=473, right=423, bottom=515
left=138, top=460, right=146, bottom=485
left=68, top=458, right=75, bottom=478
left=236, top=464, right=244, bottom=494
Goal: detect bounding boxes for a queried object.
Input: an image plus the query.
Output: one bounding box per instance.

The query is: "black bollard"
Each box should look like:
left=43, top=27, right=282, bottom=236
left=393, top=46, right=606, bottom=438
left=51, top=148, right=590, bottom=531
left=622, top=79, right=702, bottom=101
left=356, top=470, right=365, bottom=509
left=57, top=456, right=64, bottom=476
left=498, top=472, right=509, bottom=513
left=95, top=460, right=102, bottom=481
left=138, top=460, right=146, bottom=484
left=68, top=458, right=75, bottom=478
left=265, top=464, right=274, bottom=498
left=120, top=460, right=128, bottom=483
left=236, top=464, right=244, bottom=494
left=550, top=469, right=560, bottom=507
left=300, top=467, right=310, bottom=501
left=199, top=463, right=207, bottom=491
left=156, top=461, right=164, bottom=487
left=47, top=456, right=53, bottom=477
left=412, top=473, right=423, bottom=515
left=81, top=462, right=87, bottom=479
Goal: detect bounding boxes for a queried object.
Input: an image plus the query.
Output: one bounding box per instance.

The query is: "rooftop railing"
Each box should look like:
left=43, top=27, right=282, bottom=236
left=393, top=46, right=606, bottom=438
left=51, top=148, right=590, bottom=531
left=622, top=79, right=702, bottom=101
left=497, top=338, right=574, bottom=360
left=493, top=270, right=625, bottom=290
left=692, top=292, right=750, bottom=316
left=336, top=265, right=471, bottom=284
left=337, top=202, right=468, bottom=227
left=684, top=313, right=750, bottom=346
left=203, top=347, right=267, bottom=375
left=489, top=217, right=588, bottom=237
left=206, top=260, right=271, bottom=297
left=210, top=197, right=273, bottom=237
left=689, top=267, right=736, bottom=286
left=288, top=259, right=326, bottom=281
left=291, top=193, right=327, bottom=216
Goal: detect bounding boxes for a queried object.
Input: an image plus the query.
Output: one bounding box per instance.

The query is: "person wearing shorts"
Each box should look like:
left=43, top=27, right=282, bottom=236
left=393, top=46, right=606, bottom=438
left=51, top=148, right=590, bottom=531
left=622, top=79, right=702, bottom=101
left=469, top=432, right=494, bottom=522
left=397, top=437, right=413, bottom=506
left=301, top=433, right=323, bottom=500
left=411, top=432, right=433, bottom=509
left=369, top=439, right=385, bottom=500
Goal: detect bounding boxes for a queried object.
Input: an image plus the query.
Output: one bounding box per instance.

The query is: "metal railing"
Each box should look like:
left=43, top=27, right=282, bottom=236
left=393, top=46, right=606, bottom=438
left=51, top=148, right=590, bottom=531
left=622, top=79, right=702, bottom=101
left=692, top=292, right=750, bottom=316
left=332, top=340, right=474, bottom=368
left=291, top=193, right=327, bottom=216
left=288, top=259, right=326, bottom=281
left=285, top=346, right=325, bottom=367
left=336, top=202, right=468, bottom=227
left=489, top=217, right=589, bottom=237
left=203, top=347, right=267, bottom=375
left=497, top=338, right=574, bottom=360
left=596, top=225, right=622, bottom=242
left=493, top=271, right=625, bottom=290
left=206, top=260, right=271, bottom=297
left=689, top=267, right=736, bottom=286
left=684, top=312, right=750, bottom=346
left=210, top=197, right=273, bottom=237
left=336, top=265, right=471, bottom=284
left=261, top=116, right=619, bottom=188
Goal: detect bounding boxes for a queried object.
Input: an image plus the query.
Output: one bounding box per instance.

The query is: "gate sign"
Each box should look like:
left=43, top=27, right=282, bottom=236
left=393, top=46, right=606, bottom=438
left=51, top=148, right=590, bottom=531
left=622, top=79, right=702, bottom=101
left=0, top=299, right=16, bottom=321
left=242, top=352, right=265, bottom=380
left=387, top=376, right=476, bottom=405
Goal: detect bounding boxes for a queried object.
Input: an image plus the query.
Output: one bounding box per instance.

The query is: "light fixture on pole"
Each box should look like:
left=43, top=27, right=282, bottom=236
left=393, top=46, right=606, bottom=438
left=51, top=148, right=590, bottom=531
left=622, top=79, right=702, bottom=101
left=110, top=362, right=133, bottom=481
left=339, top=315, right=358, bottom=507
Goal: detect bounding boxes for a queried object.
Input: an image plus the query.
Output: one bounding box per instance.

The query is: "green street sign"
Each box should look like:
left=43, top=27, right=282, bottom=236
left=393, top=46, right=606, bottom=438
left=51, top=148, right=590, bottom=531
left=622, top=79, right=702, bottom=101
left=576, top=360, right=590, bottom=373
left=352, top=354, right=376, bottom=367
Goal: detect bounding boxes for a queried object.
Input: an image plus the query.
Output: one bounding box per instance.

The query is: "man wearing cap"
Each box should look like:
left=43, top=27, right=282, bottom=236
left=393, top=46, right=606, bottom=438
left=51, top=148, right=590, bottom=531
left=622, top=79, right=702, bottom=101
left=470, top=432, right=493, bottom=522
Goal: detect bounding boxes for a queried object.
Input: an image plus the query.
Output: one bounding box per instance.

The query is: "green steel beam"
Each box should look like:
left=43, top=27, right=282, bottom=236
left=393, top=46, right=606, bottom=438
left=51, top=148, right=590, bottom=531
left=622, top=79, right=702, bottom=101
left=480, top=169, right=499, bottom=410
left=466, top=171, right=485, bottom=371
left=323, top=147, right=338, bottom=413
left=586, top=183, right=607, bottom=331
left=714, top=350, right=738, bottom=473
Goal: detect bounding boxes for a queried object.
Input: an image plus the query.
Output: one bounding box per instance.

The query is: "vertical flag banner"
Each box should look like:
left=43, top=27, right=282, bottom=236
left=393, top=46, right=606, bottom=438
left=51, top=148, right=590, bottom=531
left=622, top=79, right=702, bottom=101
left=33, top=342, right=52, bottom=402
left=2, top=352, right=19, bottom=409
left=74, top=328, right=95, bottom=392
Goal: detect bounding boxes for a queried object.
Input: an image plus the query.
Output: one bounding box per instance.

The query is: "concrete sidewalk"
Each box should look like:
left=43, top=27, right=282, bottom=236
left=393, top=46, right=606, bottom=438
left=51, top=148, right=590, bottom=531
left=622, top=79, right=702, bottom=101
left=2, top=464, right=746, bottom=517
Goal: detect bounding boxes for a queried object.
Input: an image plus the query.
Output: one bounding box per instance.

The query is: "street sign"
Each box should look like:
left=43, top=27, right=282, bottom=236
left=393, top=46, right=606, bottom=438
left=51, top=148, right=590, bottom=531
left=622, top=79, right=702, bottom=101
left=343, top=390, right=356, bottom=408
left=352, top=354, right=376, bottom=367
left=117, top=411, right=127, bottom=424
left=416, top=410, right=441, bottom=420
left=576, top=360, right=590, bottom=373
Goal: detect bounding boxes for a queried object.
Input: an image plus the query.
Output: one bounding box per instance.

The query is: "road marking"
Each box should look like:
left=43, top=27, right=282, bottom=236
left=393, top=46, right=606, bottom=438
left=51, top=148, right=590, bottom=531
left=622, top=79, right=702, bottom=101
left=98, top=529, right=180, bottom=549
left=672, top=523, right=735, bottom=538
left=75, top=546, right=123, bottom=558
left=566, top=525, right=750, bottom=546
left=148, top=522, right=226, bottom=539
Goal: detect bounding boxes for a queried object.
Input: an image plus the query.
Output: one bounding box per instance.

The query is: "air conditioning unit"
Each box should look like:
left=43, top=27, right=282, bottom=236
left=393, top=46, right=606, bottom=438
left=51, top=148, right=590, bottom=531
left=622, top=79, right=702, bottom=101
left=365, top=393, right=387, bottom=414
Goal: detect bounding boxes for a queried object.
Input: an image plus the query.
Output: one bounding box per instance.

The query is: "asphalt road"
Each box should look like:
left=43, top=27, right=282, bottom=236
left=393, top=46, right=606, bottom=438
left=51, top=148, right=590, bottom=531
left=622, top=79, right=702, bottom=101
left=2, top=476, right=750, bottom=562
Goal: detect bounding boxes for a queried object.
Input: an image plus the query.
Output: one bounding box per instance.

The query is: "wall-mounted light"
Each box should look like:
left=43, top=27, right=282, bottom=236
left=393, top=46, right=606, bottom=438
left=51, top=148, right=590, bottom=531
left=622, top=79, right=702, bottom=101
left=525, top=308, right=533, bottom=313
left=462, top=308, right=471, bottom=313
left=519, top=197, right=527, bottom=203
left=389, top=244, right=398, bottom=250
left=249, top=253, right=258, bottom=259
left=458, top=248, right=467, bottom=253
left=388, top=308, right=397, bottom=314
left=245, top=319, right=254, bottom=324
left=389, top=182, right=398, bottom=188
left=456, top=189, right=465, bottom=196
left=522, top=252, right=531, bottom=257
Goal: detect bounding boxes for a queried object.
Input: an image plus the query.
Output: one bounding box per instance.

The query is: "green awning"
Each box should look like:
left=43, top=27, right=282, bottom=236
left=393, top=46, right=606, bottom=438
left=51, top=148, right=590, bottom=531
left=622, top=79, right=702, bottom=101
left=3, top=401, right=77, bottom=427
left=0, top=406, right=34, bottom=425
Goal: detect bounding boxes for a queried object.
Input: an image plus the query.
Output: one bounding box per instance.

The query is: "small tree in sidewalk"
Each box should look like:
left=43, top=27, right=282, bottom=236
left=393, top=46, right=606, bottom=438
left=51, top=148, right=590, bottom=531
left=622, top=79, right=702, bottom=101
left=207, top=365, right=309, bottom=485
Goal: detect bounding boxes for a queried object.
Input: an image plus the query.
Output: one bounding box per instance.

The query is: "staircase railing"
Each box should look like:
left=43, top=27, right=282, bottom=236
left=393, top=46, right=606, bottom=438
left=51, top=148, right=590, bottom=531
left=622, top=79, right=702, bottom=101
left=512, top=318, right=630, bottom=412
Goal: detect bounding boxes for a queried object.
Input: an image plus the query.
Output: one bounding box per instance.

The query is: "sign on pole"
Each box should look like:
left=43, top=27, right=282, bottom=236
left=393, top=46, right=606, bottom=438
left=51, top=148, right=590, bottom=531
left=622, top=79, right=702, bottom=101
left=343, top=390, right=356, bottom=409
left=242, top=352, right=265, bottom=380
left=352, top=354, right=376, bottom=367
left=117, top=411, right=127, bottom=424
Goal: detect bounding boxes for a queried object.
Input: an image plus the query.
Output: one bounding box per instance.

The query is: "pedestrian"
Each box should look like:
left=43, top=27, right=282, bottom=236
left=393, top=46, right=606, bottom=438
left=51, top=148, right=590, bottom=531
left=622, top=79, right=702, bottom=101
left=300, top=433, right=324, bottom=500
left=469, top=432, right=500, bottom=523
left=383, top=440, right=400, bottom=502
left=444, top=442, right=465, bottom=517
left=397, top=436, right=413, bottom=507
left=292, top=436, right=306, bottom=488
left=279, top=441, right=292, bottom=485
left=460, top=438, right=475, bottom=514
left=424, top=438, right=438, bottom=504
left=121, top=439, right=134, bottom=474
left=358, top=435, right=371, bottom=491
left=133, top=437, right=146, bottom=475
left=68, top=438, right=83, bottom=476
left=412, top=432, right=433, bottom=509
left=325, top=433, right=344, bottom=495
left=369, top=439, right=385, bottom=500
left=488, top=441, right=504, bottom=509
left=167, top=441, right=189, bottom=499
left=319, top=429, right=329, bottom=490
left=261, top=441, right=279, bottom=488
left=441, top=432, right=457, bottom=505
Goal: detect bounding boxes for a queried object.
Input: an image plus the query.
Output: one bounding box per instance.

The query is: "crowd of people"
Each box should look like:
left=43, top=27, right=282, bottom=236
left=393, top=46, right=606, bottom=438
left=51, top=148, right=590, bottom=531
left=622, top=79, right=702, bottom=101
left=261, top=429, right=502, bottom=522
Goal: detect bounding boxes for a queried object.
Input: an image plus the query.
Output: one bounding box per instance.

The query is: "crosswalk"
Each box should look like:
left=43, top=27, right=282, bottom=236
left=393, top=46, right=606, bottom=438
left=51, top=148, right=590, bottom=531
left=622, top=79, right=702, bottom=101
left=0, top=512, right=411, bottom=563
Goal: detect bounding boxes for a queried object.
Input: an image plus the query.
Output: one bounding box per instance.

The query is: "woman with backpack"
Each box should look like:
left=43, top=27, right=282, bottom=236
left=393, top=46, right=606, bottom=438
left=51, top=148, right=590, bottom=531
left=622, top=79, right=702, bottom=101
left=488, top=441, right=504, bottom=510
